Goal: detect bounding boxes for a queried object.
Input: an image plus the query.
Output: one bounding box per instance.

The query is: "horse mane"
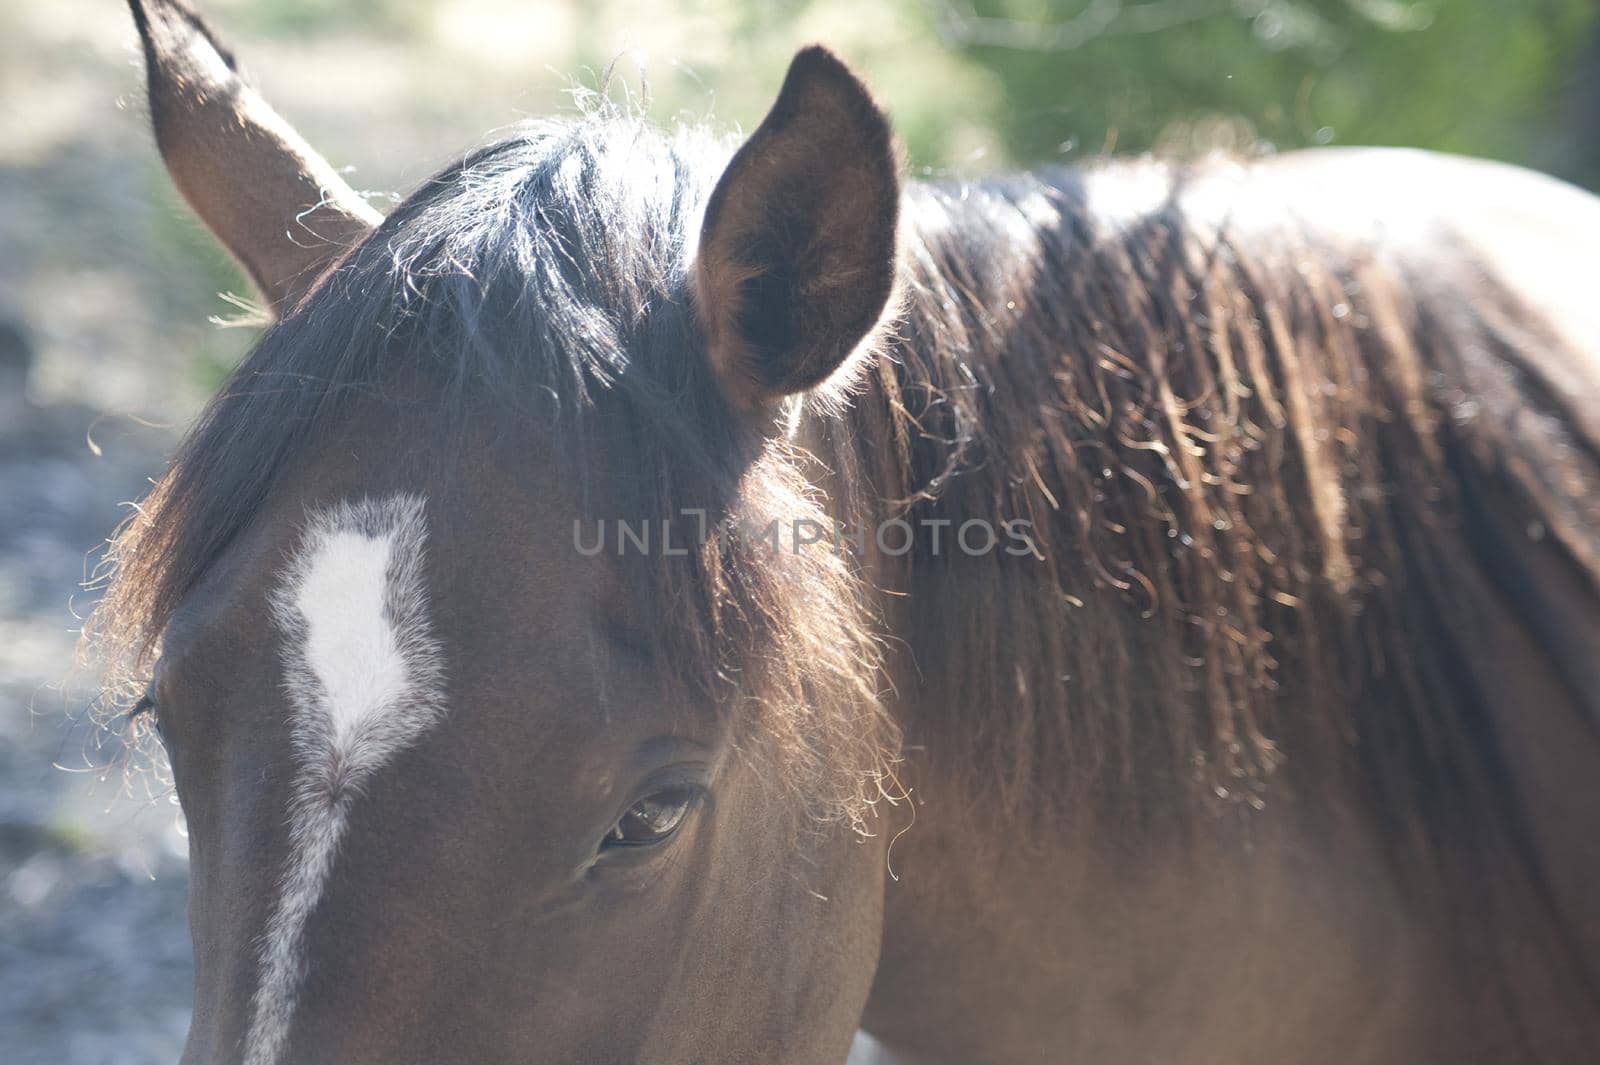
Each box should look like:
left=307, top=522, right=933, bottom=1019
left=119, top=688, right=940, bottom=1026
left=824, top=159, right=1600, bottom=838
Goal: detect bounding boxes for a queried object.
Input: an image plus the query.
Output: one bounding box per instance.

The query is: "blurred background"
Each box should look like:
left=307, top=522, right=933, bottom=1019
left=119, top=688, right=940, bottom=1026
left=1, top=1, right=1595, bottom=1061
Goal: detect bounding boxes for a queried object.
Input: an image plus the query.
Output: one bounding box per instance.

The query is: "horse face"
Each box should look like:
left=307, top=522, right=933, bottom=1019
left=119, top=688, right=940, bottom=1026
left=152, top=425, right=887, bottom=1065
left=122, top=3, right=902, bottom=1062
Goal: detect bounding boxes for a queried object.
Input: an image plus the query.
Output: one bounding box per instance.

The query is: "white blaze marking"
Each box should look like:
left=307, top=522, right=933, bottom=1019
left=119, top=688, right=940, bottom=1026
left=244, top=494, right=445, bottom=1065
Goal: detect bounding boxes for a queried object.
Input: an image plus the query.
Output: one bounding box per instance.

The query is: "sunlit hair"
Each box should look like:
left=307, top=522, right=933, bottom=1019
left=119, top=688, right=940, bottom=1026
left=858, top=163, right=1595, bottom=850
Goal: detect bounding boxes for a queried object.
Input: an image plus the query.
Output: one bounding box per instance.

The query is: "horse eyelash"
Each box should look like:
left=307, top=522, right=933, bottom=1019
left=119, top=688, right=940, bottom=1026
left=130, top=693, right=158, bottom=731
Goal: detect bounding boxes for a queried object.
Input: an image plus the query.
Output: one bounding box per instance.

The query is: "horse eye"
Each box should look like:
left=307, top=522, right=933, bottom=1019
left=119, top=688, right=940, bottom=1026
left=132, top=693, right=167, bottom=749
left=604, top=787, right=697, bottom=848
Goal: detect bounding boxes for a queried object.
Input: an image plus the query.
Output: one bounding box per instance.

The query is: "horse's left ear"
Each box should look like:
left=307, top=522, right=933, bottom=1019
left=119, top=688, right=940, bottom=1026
left=128, top=0, right=381, bottom=316
left=694, top=46, right=901, bottom=411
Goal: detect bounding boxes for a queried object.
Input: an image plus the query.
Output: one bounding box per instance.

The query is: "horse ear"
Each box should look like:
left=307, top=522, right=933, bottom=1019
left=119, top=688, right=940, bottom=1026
left=127, top=0, right=380, bottom=316
left=694, top=46, right=901, bottom=411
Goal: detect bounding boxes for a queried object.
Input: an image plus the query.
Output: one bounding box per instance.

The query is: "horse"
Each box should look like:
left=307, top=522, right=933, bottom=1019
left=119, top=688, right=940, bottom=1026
left=95, top=1, right=1600, bottom=1062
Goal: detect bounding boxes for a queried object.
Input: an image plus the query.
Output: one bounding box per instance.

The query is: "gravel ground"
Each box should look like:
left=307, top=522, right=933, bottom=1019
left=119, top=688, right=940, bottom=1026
left=1, top=8, right=215, bottom=1057
left=0, top=394, right=190, bottom=1065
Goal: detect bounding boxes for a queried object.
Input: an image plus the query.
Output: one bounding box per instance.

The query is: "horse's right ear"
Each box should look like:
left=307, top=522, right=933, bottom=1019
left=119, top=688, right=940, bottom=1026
left=694, top=46, right=901, bottom=413
left=127, top=0, right=380, bottom=316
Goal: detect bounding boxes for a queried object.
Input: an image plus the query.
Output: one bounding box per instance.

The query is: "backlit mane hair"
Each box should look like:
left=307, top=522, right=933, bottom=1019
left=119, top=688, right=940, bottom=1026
left=842, top=160, right=1600, bottom=869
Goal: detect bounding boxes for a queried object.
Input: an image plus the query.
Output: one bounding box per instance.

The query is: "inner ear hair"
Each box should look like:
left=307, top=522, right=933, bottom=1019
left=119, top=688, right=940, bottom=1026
left=695, top=46, right=902, bottom=412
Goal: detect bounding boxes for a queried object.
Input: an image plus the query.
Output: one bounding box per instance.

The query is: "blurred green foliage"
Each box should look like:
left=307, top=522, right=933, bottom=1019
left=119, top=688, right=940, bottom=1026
left=692, top=0, right=1599, bottom=185
left=228, top=0, right=414, bottom=35
left=939, top=0, right=1598, bottom=184
left=213, top=0, right=1600, bottom=187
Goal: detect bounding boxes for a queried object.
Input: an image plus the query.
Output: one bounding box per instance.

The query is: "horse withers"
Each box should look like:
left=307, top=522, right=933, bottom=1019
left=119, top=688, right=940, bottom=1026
left=99, top=1, right=1600, bottom=1062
